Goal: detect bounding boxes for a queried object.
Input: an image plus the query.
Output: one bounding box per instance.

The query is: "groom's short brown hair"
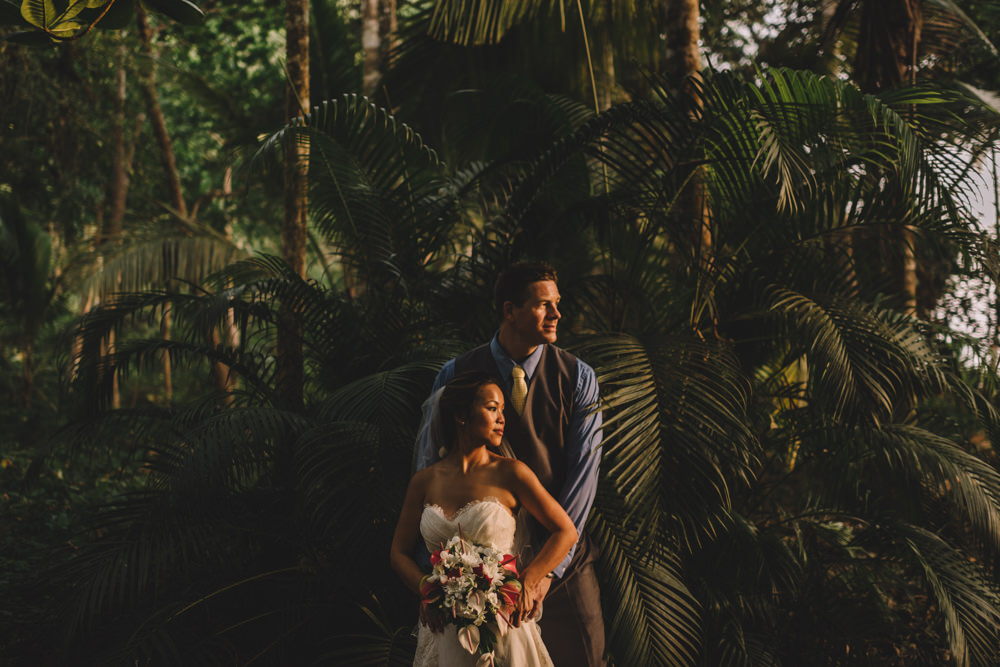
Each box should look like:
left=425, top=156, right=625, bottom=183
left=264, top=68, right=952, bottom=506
left=494, top=261, right=558, bottom=318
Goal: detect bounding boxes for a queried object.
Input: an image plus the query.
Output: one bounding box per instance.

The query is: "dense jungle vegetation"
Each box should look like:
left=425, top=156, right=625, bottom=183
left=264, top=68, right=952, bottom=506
left=5, top=0, right=1000, bottom=664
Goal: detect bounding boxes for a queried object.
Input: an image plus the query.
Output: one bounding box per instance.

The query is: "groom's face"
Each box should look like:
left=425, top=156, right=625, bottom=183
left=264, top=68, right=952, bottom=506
left=508, top=280, right=561, bottom=347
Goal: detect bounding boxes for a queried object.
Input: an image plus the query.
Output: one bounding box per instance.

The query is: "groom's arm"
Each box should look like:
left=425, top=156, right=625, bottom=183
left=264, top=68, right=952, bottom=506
left=551, top=359, right=602, bottom=578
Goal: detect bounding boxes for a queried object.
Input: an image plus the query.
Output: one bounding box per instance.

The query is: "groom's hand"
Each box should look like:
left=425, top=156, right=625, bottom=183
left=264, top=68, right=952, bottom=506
left=526, top=576, right=553, bottom=620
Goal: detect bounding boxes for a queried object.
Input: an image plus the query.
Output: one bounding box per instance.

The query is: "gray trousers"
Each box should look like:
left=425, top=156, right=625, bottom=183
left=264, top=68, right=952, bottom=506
left=538, top=535, right=606, bottom=667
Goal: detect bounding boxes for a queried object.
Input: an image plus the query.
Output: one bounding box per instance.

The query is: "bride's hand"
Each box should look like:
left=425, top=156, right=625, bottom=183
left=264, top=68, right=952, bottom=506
left=514, top=574, right=552, bottom=625
left=419, top=602, right=444, bottom=632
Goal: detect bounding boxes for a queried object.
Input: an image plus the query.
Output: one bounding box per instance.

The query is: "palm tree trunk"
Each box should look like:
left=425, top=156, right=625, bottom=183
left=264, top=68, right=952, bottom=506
left=362, top=0, right=380, bottom=96
left=855, top=0, right=923, bottom=314
left=663, top=0, right=702, bottom=97
left=854, top=0, right=921, bottom=93
left=277, top=0, right=310, bottom=410
left=380, top=0, right=397, bottom=65
left=663, top=0, right=710, bottom=287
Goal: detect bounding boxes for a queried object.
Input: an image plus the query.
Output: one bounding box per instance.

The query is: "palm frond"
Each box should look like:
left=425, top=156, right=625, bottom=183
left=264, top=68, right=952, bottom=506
left=589, top=510, right=701, bottom=667
left=857, top=521, right=1000, bottom=667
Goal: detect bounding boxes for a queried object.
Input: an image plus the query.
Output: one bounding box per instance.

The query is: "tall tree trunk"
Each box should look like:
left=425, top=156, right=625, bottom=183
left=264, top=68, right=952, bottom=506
left=136, top=7, right=189, bottom=401
left=599, top=32, right=615, bottom=111
left=19, top=343, right=33, bottom=410
left=663, top=0, right=710, bottom=294
left=220, top=166, right=239, bottom=399
left=663, top=0, right=702, bottom=97
left=161, top=306, right=173, bottom=403
left=104, top=40, right=129, bottom=409
left=107, top=41, right=128, bottom=243
left=277, top=0, right=310, bottom=410
left=136, top=7, right=187, bottom=220
left=106, top=329, right=120, bottom=410
left=361, top=0, right=398, bottom=97
left=854, top=0, right=921, bottom=93
left=362, top=0, right=380, bottom=96
left=380, top=0, right=397, bottom=63
left=855, top=0, right=923, bottom=314
left=992, top=148, right=1000, bottom=376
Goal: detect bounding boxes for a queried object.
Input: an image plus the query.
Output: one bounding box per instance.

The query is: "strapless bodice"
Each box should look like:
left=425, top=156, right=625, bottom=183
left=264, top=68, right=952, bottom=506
left=420, top=497, right=517, bottom=554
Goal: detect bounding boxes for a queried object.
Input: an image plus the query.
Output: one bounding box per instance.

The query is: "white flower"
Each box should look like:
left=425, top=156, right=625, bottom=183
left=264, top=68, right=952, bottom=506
left=444, top=578, right=466, bottom=597
left=465, top=590, right=487, bottom=618
left=456, top=624, right=480, bottom=655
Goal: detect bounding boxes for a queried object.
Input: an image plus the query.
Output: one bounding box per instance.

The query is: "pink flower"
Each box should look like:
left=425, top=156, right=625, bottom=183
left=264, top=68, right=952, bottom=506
left=500, top=554, right=518, bottom=576
left=497, top=579, right=522, bottom=610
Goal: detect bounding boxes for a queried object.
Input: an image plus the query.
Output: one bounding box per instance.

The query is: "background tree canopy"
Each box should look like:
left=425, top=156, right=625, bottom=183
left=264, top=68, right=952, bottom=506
left=4, top=1, right=1000, bottom=665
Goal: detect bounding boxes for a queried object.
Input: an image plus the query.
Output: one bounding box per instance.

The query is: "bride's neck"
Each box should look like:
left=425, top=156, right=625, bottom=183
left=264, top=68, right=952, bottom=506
left=447, top=439, right=491, bottom=472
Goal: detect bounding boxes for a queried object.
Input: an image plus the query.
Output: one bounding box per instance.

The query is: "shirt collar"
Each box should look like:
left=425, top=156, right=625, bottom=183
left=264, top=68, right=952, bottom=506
left=490, top=332, right=544, bottom=380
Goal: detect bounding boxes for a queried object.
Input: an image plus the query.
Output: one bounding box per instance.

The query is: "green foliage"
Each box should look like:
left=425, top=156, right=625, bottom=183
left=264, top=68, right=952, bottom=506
left=38, top=66, right=1000, bottom=666
left=7, top=0, right=1000, bottom=664
left=4, top=0, right=203, bottom=41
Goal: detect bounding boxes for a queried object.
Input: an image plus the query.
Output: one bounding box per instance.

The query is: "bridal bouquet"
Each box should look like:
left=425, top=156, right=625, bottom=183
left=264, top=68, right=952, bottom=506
left=419, top=534, right=522, bottom=665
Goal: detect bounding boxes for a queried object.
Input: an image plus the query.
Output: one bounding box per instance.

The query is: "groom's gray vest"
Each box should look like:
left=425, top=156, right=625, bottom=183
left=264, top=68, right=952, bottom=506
left=454, top=343, right=578, bottom=497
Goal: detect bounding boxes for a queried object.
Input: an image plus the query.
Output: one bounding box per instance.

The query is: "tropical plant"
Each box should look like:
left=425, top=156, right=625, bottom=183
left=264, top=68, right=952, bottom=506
left=3, top=0, right=205, bottom=43
left=55, top=94, right=484, bottom=666
left=40, top=14, right=1000, bottom=658
left=493, top=66, right=1000, bottom=664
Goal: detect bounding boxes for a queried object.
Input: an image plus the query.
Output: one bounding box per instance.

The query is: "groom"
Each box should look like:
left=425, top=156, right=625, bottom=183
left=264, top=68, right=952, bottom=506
left=415, top=261, right=606, bottom=666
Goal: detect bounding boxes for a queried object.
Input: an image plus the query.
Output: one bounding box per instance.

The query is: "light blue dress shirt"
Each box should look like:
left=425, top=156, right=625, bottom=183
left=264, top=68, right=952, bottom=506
left=415, top=334, right=602, bottom=577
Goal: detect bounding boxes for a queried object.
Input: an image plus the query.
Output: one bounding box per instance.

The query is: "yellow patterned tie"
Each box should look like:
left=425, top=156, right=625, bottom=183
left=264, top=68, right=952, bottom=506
left=511, top=365, right=527, bottom=414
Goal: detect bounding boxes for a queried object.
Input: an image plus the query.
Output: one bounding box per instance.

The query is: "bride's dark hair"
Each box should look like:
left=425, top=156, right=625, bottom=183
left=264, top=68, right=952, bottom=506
left=437, top=371, right=501, bottom=452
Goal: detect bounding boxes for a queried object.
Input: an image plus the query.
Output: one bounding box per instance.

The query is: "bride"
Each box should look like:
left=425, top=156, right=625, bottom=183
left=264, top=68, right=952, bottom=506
left=390, top=371, right=578, bottom=667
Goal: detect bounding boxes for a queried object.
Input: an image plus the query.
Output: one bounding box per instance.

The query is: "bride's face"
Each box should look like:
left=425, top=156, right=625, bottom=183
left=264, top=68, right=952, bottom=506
left=462, top=383, right=506, bottom=448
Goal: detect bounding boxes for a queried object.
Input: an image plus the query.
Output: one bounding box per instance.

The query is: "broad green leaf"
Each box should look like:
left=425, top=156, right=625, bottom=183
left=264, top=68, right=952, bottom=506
left=19, top=0, right=55, bottom=28
left=46, top=17, right=81, bottom=37
left=20, top=0, right=89, bottom=32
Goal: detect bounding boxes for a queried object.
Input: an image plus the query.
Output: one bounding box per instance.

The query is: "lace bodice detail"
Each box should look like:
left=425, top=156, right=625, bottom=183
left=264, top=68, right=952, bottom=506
left=420, top=497, right=517, bottom=554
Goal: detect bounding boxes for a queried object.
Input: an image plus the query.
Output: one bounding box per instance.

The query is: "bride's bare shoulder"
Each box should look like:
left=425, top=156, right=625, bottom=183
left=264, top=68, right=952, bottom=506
left=409, top=466, right=438, bottom=488
left=492, top=455, right=533, bottom=478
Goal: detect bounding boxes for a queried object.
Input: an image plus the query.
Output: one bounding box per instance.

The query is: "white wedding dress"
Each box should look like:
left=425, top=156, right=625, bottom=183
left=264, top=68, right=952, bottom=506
left=413, top=498, right=554, bottom=667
